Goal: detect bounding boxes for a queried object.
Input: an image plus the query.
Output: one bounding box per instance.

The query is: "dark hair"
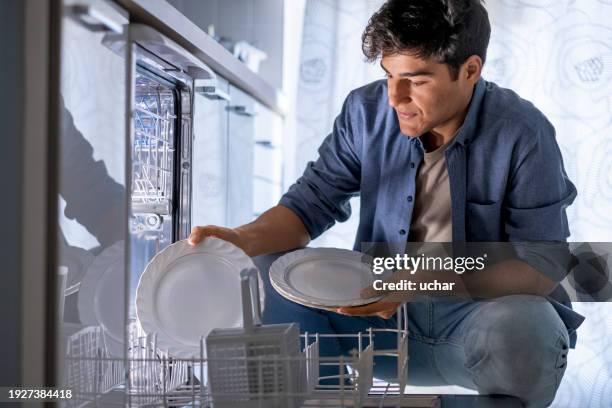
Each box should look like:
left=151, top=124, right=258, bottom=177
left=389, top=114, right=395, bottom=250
left=362, top=0, right=491, bottom=79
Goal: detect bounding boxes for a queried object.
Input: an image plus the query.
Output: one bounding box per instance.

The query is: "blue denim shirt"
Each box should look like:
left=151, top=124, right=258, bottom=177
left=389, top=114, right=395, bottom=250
left=279, top=78, right=585, bottom=344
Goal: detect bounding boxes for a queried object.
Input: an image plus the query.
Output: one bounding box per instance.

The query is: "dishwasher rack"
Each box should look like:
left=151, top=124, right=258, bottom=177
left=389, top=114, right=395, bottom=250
left=61, top=306, right=425, bottom=408
left=131, top=72, right=176, bottom=217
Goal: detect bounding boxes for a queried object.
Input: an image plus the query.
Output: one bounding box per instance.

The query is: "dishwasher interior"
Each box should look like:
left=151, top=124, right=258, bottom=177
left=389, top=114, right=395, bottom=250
left=129, top=66, right=189, bottom=315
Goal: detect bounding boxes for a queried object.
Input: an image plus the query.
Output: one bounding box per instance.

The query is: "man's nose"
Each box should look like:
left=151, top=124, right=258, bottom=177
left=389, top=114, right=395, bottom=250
left=388, top=82, right=410, bottom=108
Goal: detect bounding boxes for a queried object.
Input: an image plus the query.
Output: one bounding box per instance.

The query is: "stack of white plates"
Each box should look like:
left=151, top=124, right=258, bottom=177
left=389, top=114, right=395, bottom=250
left=135, top=238, right=264, bottom=357
left=269, top=248, right=383, bottom=311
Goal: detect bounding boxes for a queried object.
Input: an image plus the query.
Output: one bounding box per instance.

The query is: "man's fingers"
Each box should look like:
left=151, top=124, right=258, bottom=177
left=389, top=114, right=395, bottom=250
left=188, top=225, right=224, bottom=245
left=378, top=310, right=396, bottom=319
left=188, top=227, right=203, bottom=245
left=360, top=286, right=381, bottom=299
left=360, top=270, right=411, bottom=299
left=336, top=301, right=399, bottom=317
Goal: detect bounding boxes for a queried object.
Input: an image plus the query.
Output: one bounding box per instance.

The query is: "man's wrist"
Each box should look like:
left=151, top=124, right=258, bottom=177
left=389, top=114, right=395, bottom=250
left=234, top=226, right=256, bottom=257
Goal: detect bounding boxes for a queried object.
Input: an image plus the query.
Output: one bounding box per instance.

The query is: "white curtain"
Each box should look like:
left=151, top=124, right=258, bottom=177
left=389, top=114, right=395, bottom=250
left=293, top=0, right=612, bottom=404
left=293, top=0, right=385, bottom=249
left=484, top=2, right=612, bottom=405
left=485, top=0, right=612, bottom=242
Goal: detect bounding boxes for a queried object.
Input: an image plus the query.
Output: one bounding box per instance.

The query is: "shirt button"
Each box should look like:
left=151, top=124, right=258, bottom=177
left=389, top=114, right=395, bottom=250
left=410, top=162, right=415, bottom=168
left=399, top=229, right=406, bottom=235
left=407, top=195, right=413, bottom=202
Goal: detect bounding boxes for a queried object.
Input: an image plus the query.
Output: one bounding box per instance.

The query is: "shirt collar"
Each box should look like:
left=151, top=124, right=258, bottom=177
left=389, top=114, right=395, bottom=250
left=453, top=77, right=486, bottom=147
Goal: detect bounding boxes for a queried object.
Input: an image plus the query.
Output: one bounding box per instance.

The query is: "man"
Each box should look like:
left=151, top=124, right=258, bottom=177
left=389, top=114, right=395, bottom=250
left=189, top=1, right=584, bottom=406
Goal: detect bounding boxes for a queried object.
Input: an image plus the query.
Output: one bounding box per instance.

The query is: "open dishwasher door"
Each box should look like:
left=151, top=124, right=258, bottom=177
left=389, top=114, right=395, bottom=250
left=55, top=2, right=224, bottom=403
left=55, top=0, right=130, bottom=405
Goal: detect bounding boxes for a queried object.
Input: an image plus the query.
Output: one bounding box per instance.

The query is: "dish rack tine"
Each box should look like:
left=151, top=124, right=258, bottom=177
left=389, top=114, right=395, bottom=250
left=240, top=270, right=254, bottom=333
left=240, top=268, right=262, bottom=331
left=249, top=267, right=262, bottom=326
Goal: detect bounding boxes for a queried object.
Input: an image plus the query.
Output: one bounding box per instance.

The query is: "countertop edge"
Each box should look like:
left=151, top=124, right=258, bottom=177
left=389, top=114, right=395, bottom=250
left=114, top=0, right=288, bottom=116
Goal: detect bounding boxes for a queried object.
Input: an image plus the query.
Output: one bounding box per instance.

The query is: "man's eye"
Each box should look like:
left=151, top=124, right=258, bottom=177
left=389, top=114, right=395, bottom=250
left=412, top=81, right=426, bottom=87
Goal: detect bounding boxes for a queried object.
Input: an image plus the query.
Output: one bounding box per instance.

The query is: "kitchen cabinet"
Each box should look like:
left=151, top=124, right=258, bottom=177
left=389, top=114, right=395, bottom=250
left=166, top=0, right=285, bottom=89
left=253, top=102, right=284, bottom=216
left=253, top=177, right=282, bottom=216
left=193, top=78, right=284, bottom=228
left=226, top=84, right=257, bottom=227
left=192, top=76, right=230, bottom=227
left=254, top=144, right=283, bottom=183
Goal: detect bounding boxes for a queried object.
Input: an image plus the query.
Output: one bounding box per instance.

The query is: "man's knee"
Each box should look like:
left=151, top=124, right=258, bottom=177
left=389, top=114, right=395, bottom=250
left=469, top=295, right=565, bottom=344
left=464, top=295, right=569, bottom=407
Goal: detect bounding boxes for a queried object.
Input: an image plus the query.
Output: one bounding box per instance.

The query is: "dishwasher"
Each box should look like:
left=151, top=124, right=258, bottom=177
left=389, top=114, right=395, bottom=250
left=57, top=3, right=426, bottom=408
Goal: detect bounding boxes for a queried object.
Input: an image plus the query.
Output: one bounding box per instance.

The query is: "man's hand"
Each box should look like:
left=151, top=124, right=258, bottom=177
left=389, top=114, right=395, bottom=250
left=335, top=279, right=404, bottom=319
left=188, top=225, right=247, bottom=253
left=334, top=268, right=459, bottom=319
left=187, top=206, right=310, bottom=258
left=335, top=300, right=400, bottom=319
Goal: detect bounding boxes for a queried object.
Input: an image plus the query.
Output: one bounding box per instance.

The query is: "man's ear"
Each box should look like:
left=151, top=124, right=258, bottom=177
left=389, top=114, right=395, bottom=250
left=463, top=55, right=483, bottom=83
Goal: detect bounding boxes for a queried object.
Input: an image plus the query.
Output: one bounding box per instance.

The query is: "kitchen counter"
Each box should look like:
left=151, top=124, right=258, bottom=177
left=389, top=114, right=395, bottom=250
left=114, top=0, right=288, bottom=116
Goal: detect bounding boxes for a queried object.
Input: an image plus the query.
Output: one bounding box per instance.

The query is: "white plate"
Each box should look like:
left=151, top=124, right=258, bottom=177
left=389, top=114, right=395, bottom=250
left=270, top=248, right=383, bottom=310
left=272, top=287, right=341, bottom=312
left=272, top=274, right=379, bottom=312
left=77, top=241, right=126, bottom=357
left=136, top=238, right=264, bottom=358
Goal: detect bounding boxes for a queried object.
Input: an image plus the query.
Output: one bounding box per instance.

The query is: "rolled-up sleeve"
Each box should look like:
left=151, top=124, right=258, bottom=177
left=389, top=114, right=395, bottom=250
left=279, top=92, right=362, bottom=240
left=505, top=121, right=577, bottom=281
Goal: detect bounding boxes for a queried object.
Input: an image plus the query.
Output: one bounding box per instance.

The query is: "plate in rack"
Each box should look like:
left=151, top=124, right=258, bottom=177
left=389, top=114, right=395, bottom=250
left=77, top=241, right=126, bottom=357
left=135, top=238, right=264, bottom=357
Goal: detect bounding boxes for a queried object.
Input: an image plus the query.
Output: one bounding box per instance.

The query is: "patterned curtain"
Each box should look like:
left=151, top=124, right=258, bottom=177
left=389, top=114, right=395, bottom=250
left=486, top=2, right=612, bottom=406
left=294, top=0, right=385, bottom=249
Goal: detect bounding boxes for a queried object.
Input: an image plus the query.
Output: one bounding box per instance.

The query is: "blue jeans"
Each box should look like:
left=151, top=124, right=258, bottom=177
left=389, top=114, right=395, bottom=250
left=254, top=253, right=570, bottom=408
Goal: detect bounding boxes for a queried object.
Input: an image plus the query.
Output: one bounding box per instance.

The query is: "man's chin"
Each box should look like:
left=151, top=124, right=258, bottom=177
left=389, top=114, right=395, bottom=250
left=399, top=126, right=424, bottom=138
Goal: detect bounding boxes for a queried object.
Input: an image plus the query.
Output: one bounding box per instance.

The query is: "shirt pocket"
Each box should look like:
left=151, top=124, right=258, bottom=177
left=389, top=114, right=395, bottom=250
left=466, top=201, right=501, bottom=240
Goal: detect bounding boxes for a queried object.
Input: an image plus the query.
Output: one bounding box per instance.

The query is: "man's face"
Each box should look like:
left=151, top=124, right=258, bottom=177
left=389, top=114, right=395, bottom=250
left=381, top=52, right=475, bottom=138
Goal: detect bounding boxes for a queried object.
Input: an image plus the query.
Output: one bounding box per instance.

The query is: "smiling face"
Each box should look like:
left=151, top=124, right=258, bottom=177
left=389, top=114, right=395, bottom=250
left=382, top=52, right=481, bottom=140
